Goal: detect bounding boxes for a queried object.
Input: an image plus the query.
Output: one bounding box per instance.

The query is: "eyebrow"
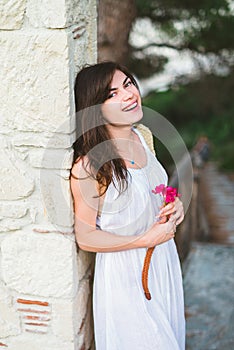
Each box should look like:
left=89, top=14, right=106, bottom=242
left=109, top=76, right=129, bottom=91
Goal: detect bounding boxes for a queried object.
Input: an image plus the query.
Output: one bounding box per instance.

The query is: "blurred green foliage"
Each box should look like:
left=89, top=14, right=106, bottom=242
left=135, top=0, right=234, bottom=52
left=131, top=0, right=234, bottom=78
left=127, top=54, right=168, bottom=79
left=130, top=0, right=234, bottom=171
left=143, top=71, right=234, bottom=171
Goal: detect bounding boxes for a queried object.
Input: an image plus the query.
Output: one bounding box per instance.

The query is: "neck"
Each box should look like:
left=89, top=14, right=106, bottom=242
left=106, top=123, right=136, bottom=164
left=107, top=123, right=134, bottom=141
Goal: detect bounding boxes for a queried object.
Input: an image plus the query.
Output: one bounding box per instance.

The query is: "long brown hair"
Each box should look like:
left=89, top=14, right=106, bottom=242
left=72, top=61, right=139, bottom=195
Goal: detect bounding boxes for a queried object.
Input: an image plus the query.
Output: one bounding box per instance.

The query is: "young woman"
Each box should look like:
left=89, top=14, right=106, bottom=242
left=71, top=62, right=185, bottom=350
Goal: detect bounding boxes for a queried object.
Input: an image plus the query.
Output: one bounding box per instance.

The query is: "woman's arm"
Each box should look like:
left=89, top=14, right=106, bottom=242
left=71, top=159, right=177, bottom=253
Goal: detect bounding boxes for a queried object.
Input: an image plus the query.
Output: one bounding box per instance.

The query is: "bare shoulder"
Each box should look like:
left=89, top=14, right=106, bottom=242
left=70, top=156, right=91, bottom=181
left=70, top=156, right=99, bottom=201
left=70, top=156, right=100, bottom=228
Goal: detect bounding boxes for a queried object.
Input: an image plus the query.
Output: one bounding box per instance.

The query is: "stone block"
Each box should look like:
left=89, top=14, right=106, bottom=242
left=82, top=295, right=94, bottom=350
left=1, top=232, right=78, bottom=298
left=0, top=149, right=34, bottom=201
left=0, top=30, right=72, bottom=134
left=40, top=169, right=74, bottom=228
left=0, top=281, right=21, bottom=338
left=28, top=148, right=73, bottom=169
left=52, top=300, right=75, bottom=342
left=0, top=204, right=27, bottom=220
left=26, top=0, right=97, bottom=29
left=0, top=280, right=11, bottom=303
left=77, top=334, right=85, bottom=350
left=72, top=16, right=97, bottom=75
left=77, top=250, right=95, bottom=282
left=8, top=335, right=75, bottom=350
left=26, top=0, right=67, bottom=28
left=0, top=216, right=32, bottom=232
left=13, top=131, right=76, bottom=149
left=75, top=279, right=91, bottom=331
left=0, top=136, right=8, bottom=148
left=0, top=301, right=21, bottom=338
left=0, top=0, right=26, bottom=30
left=0, top=204, right=33, bottom=233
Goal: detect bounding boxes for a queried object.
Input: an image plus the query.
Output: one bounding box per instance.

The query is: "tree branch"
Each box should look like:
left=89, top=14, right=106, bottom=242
left=131, top=41, right=213, bottom=54
left=132, top=42, right=186, bottom=52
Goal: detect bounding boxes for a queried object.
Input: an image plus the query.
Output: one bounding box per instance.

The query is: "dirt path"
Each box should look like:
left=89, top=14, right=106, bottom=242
left=184, top=243, right=234, bottom=350
left=184, top=162, right=234, bottom=349
left=200, top=162, right=234, bottom=244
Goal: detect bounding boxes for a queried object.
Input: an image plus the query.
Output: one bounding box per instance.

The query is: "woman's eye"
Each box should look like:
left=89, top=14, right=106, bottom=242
left=107, top=92, right=116, bottom=99
left=125, top=80, right=132, bottom=88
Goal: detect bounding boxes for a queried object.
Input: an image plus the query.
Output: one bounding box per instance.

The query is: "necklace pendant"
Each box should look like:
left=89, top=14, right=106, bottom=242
left=130, top=160, right=135, bottom=165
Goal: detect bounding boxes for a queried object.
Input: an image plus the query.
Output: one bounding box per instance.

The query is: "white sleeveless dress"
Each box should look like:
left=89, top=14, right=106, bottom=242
left=93, top=128, right=185, bottom=350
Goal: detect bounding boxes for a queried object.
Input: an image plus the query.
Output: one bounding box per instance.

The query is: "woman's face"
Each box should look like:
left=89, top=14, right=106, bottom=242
left=101, top=70, right=143, bottom=126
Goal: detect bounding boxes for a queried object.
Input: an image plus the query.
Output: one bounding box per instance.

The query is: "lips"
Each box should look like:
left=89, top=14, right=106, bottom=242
left=122, top=101, right=138, bottom=112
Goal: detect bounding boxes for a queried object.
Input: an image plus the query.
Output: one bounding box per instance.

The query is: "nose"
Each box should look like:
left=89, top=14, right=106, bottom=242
left=122, top=89, right=134, bottom=101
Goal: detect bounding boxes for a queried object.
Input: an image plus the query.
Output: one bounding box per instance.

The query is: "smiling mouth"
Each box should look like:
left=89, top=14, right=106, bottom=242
left=122, top=101, right=138, bottom=112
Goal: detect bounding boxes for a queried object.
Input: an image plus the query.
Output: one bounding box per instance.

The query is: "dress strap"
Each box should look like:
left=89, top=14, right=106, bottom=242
left=133, top=124, right=156, bottom=156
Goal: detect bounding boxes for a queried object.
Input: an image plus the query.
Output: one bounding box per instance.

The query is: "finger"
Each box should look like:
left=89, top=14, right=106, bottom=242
left=168, top=214, right=177, bottom=223
left=169, top=212, right=181, bottom=222
left=175, top=200, right=184, bottom=214
left=165, top=220, right=176, bottom=233
left=157, top=216, right=167, bottom=224
left=159, top=203, right=175, bottom=216
left=162, top=202, right=175, bottom=212
left=166, top=231, right=175, bottom=239
left=169, top=204, right=184, bottom=220
left=176, top=214, right=184, bottom=226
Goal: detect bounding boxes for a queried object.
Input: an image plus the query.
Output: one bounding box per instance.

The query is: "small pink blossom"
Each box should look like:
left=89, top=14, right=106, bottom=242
left=152, top=184, right=180, bottom=203
left=152, top=184, right=166, bottom=195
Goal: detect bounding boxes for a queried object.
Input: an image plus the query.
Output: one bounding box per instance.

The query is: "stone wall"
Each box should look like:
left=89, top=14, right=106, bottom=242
left=0, top=1, right=97, bottom=349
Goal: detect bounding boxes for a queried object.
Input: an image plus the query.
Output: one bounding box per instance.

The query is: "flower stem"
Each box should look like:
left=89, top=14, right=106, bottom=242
left=142, top=246, right=156, bottom=300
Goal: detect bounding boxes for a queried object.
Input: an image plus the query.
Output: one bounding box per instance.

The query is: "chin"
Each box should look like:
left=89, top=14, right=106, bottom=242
left=133, top=108, right=143, bottom=124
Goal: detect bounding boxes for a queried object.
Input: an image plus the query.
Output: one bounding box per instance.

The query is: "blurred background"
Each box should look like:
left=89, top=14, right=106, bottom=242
left=98, top=0, right=234, bottom=173
left=98, top=2, right=234, bottom=348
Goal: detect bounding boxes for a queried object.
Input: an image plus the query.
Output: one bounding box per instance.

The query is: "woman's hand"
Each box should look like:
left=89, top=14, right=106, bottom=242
left=157, top=198, right=184, bottom=227
left=139, top=219, right=177, bottom=248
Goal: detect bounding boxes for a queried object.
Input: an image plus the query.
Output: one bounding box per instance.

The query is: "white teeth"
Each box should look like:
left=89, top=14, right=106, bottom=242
left=124, top=102, right=137, bottom=112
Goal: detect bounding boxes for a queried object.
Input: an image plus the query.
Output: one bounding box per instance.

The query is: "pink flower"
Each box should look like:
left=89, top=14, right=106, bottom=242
left=152, top=184, right=180, bottom=203
left=165, top=194, right=176, bottom=203
left=152, top=184, right=166, bottom=195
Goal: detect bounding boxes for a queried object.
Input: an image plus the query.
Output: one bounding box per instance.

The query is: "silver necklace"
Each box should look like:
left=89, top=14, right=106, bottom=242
left=129, top=131, right=135, bottom=165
